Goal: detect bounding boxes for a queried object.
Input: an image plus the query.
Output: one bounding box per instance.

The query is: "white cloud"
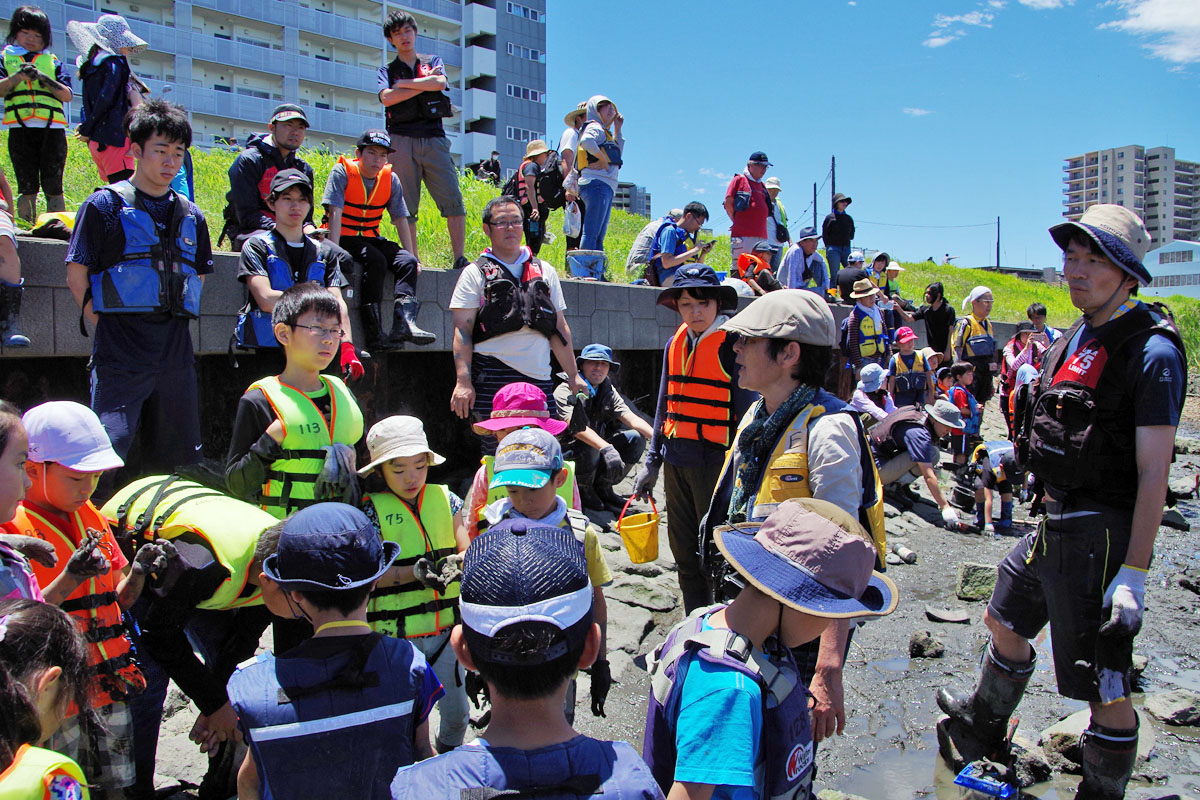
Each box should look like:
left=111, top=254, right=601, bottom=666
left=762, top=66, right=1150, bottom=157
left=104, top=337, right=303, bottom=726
left=988, top=0, right=1007, bottom=7
left=1019, top=0, right=1069, bottom=7
left=694, top=188, right=708, bottom=195
left=1103, top=0, right=1200, bottom=64
left=924, top=33, right=959, bottom=47
left=923, top=6, right=995, bottom=47
left=698, top=167, right=731, bottom=181
left=848, top=1, right=856, bottom=5
left=903, top=107, right=933, bottom=116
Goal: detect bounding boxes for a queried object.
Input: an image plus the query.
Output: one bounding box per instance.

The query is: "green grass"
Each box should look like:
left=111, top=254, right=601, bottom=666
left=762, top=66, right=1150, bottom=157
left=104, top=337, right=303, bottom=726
left=2, top=132, right=1194, bottom=370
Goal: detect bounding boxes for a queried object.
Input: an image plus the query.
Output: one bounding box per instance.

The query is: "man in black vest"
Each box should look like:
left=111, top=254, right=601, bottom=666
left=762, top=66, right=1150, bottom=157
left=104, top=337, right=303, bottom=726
left=938, top=205, right=1186, bottom=800
left=377, top=10, right=467, bottom=270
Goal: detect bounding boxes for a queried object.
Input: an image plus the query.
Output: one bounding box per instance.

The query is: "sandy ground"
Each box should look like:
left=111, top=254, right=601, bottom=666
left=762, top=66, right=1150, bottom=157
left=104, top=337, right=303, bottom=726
left=148, top=397, right=1200, bottom=800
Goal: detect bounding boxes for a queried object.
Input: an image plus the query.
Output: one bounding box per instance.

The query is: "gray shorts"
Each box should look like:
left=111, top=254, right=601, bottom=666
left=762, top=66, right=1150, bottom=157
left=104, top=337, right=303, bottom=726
left=388, top=133, right=466, bottom=220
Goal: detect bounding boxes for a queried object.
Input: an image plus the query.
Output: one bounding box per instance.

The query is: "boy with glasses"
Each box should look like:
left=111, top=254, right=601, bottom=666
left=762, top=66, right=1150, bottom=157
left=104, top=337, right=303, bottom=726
left=225, top=282, right=365, bottom=519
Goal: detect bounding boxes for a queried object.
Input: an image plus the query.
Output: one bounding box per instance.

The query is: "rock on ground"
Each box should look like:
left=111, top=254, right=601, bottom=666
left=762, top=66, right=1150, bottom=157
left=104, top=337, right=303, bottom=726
left=908, top=630, right=945, bottom=658
left=955, top=562, right=999, bottom=601
left=1144, top=689, right=1200, bottom=726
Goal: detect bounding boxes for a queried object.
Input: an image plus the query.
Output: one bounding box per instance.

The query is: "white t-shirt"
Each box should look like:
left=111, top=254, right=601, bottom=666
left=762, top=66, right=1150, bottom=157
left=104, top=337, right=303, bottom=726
left=558, top=126, right=579, bottom=158
left=449, top=254, right=567, bottom=380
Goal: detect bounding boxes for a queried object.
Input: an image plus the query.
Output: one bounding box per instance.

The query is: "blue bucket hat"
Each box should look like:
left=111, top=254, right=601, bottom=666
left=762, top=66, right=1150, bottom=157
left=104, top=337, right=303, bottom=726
left=715, top=498, right=897, bottom=619
left=1049, top=204, right=1152, bottom=286
left=577, top=343, right=619, bottom=368
left=656, top=265, right=738, bottom=312
left=263, top=503, right=400, bottom=591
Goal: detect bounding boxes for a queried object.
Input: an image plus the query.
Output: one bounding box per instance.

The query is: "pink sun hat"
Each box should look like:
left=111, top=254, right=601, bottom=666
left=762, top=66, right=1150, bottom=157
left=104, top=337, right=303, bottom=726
left=471, top=382, right=568, bottom=436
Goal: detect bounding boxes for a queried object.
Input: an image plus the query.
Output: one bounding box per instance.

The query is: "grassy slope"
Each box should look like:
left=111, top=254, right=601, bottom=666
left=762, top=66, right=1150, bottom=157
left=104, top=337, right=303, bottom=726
left=3, top=133, right=1195, bottom=369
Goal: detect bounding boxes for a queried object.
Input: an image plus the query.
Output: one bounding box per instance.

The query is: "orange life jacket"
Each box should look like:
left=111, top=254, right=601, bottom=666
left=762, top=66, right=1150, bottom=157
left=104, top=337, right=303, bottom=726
left=13, top=501, right=145, bottom=708
left=339, top=156, right=392, bottom=238
left=662, top=323, right=735, bottom=447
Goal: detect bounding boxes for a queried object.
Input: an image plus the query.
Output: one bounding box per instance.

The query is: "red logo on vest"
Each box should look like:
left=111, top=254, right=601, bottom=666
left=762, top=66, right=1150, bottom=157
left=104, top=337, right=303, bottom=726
left=1052, top=337, right=1108, bottom=389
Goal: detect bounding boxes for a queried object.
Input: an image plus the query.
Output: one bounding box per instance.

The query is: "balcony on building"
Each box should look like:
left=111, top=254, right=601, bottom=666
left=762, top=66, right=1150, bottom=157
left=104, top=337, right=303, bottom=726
left=464, top=44, right=497, bottom=80
left=463, top=1, right=497, bottom=36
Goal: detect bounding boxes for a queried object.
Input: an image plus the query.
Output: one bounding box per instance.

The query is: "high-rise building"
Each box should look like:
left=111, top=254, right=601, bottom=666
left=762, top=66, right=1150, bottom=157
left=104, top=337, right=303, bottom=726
left=613, top=180, right=650, bottom=218
left=0, top=0, right=546, bottom=168
left=1062, top=144, right=1200, bottom=246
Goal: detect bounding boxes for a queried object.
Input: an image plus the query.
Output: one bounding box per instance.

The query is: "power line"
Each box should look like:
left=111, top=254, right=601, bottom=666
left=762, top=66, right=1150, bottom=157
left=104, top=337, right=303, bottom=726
left=856, top=219, right=995, bottom=229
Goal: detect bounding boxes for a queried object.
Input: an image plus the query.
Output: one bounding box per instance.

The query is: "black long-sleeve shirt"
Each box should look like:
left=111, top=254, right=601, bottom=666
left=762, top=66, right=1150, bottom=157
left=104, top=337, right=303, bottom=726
left=224, top=387, right=334, bottom=503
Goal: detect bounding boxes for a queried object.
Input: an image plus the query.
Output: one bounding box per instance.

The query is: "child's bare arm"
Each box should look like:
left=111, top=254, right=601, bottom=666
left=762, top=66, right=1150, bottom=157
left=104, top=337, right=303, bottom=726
left=237, top=750, right=260, bottom=800
left=413, top=718, right=434, bottom=761
left=0, top=166, right=13, bottom=212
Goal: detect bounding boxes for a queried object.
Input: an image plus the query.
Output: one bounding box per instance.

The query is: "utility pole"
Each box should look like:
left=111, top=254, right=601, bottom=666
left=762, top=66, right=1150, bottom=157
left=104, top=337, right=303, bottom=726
left=812, top=182, right=817, bottom=230
left=831, top=156, right=836, bottom=207
left=996, top=216, right=1001, bottom=268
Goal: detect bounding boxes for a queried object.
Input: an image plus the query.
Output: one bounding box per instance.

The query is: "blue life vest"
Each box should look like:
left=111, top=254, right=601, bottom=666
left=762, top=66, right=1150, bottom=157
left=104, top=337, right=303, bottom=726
left=949, top=385, right=981, bottom=435
left=643, top=605, right=814, bottom=800
left=391, top=735, right=661, bottom=800
left=234, top=231, right=326, bottom=349
left=228, top=633, right=428, bottom=800
left=89, top=181, right=202, bottom=317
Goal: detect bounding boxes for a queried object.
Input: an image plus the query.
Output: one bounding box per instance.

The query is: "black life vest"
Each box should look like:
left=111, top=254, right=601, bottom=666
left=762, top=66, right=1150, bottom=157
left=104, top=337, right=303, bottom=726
left=868, top=406, right=926, bottom=461
left=471, top=255, right=561, bottom=344
left=383, top=56, right=451, bottom=129
left=1025, top=303, right=1184, bottom=507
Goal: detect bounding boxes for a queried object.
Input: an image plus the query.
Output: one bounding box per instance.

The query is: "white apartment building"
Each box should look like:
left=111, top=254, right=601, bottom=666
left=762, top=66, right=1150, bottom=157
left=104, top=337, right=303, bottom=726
left=1062, top=144, right=1200, bottom=246
left=0, top=0, right=547, bottom=168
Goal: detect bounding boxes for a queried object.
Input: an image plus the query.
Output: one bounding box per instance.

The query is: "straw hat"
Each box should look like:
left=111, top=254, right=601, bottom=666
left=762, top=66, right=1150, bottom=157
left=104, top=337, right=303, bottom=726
left=524, top=139, right=551, bottom=159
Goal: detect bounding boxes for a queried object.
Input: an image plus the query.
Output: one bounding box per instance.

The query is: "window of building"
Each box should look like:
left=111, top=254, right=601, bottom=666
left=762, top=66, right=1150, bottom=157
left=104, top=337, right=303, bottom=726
left=1118, top=163, right=1124, bottom=171
left=507, top=2, right=544, bottom=22
left=1118, top=176, right=1124, bottom=183
left=1160, top=250, right=1195, bottom=265
left=1119, top=152, right=1125, bottom=158
left=506, top=83, right=544, bottom=103
left=506, top=125, right=544, bottom=143
left=507, top=42, right=545, bottom=62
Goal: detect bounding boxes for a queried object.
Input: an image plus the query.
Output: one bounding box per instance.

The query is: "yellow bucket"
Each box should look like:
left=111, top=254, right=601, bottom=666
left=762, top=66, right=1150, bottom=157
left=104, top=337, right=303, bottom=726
left=617, top=496, right=660, bottom=564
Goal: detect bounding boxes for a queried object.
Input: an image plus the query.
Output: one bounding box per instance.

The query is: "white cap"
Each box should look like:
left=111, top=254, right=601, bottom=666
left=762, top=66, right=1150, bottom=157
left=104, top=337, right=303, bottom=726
left=22, top=401, right=123, bottom=471
left=358, top=415, right=445, bottom=475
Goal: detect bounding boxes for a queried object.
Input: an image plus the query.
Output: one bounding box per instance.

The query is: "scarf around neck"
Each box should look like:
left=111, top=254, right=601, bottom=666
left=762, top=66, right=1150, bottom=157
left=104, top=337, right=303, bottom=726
left=728, top=383, right=818, bottom=522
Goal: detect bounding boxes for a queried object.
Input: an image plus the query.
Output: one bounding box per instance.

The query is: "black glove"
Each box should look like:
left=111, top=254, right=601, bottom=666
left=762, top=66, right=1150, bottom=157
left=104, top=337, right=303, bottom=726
left=464, top=669, right=489, bottom=710
left=589, top=659, right=612, bottom=717
left=0, top=533, right=57, bottom=568
left=566, top=392, right=591, bottom=437
left=632, top=463, right=659, bottom=499
left=142, top=539, right=185, bottom=596
left=414, top=557, right=451, bottom=593
left=66, top=530, right=110, bottom=579
left=598, top=445, right=625, bottom=484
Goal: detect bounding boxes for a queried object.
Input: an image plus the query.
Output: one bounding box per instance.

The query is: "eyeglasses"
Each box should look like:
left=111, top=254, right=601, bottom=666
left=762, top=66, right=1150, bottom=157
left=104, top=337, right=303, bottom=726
left=293, top=324, right=345, bottom=339
left=487, top=219, right=523, bottom=229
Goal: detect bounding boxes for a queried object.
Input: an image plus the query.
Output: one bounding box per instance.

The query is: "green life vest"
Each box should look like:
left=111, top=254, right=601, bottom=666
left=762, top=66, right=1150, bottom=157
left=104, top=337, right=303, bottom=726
left=248, top=375, right=364, bottom=519
left=100, top=475, right=274, bottom=611
left=366, top=486, right=460, bottom=638
left=0, top=744, right=90, bottom=800
left=2, top=50, right=65, bottom=126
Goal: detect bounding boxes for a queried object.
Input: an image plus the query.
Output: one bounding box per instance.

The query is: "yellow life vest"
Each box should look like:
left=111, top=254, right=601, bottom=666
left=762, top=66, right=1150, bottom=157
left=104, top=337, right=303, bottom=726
left=854, top=311, right=886, bottom=358
left=366, top=487, right=459, bottom=638
left=100, top=475, right=274, bottom=611
left=721, top=402, right=888, bottom=567
left=0, top=744, right=90, bottom=800
left=247, top=375, right=364, bottom=519
left=959, top=314, right=995, bottom=358
left=2, top=50, right=65, bottom=126
left=890, top=351, right=929, bottom=397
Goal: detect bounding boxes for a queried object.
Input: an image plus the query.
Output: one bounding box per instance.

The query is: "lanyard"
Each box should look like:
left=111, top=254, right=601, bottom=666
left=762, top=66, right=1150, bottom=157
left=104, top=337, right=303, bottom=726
left=314, top=620, right=372, bottom=635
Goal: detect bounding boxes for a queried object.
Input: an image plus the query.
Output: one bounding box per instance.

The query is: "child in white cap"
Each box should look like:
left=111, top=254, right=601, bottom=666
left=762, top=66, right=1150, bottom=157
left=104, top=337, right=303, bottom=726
left=359, top=415, right=469, bottom=753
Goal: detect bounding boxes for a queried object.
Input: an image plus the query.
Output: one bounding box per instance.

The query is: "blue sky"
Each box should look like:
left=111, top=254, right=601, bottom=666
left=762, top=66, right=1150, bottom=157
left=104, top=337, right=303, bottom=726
left=545, top=0, right=1199, bottom=270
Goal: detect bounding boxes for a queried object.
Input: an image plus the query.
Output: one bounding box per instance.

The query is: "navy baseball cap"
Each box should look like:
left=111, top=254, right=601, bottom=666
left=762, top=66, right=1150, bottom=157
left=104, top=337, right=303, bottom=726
left=748, top=151, right=772, bottom=166
left=577, top=343, right=619, bottom=367
left=270, top=103, right=309, bottom=126
left=656, top=264, right=738, bottom=312
left=459, top=518, right=594, bottom=666
left=262, top=503, right=400, bottom=591
left=356, top=129, right=395, bottom=152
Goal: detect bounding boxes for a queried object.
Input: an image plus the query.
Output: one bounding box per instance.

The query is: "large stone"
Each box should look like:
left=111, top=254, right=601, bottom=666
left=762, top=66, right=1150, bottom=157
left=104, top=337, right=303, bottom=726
left=605, top=603, right=655, bottom=656
left=956, top=562, right=999, bottom=601
left=1040, top=709, right=1155, bottom=763
left=909, top=630, right=945, bottom=658
left=625, top=562, right=663, bottom=578
left=1178, top=568, right=1200, bottom=596
left=1144, top=689, right=1200, bottom=726
left=607, top=581, right=679, bottom=613
left=1169, top=475, right=1198, bottom=498
left=1010, top=735, right=1053, bottom=786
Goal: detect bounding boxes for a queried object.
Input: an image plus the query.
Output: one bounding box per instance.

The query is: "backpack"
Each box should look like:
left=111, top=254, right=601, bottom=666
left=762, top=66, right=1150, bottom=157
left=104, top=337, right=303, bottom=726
left=536, top=149, right=566, bottom=210
left=867, top=406, right=925, bottom=460
left=838, top=315, right=852, bottom=357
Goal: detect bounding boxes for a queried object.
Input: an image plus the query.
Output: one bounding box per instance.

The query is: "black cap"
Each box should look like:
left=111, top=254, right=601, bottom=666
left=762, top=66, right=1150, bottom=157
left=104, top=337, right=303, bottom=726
left=269, top=168, right=313, bottom=199
left=270, top=103, right=308, bottom=125
left=748, top=151, right=772, bottom=166
left=356, top=129, right=395, bottom=152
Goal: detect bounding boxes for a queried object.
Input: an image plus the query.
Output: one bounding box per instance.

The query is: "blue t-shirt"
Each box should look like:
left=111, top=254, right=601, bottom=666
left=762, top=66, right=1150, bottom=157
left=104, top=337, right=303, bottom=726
left=653, top=223, right=688, bottom=284
left=671, top=616, right=762, bottom=799
left=899, top=421, right=936, bottom=465
left=67, top=184, right=214, bottom=371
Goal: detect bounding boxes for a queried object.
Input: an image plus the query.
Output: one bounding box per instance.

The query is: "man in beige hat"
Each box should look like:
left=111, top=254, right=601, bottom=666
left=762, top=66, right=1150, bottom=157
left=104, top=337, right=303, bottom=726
left=700, top=289, right=888, bottom=756
left=938, top=204, right=1186, bottom=799
left=763, top=175, right=790, bottom=271
left=515, top=138, right=553, bottom=255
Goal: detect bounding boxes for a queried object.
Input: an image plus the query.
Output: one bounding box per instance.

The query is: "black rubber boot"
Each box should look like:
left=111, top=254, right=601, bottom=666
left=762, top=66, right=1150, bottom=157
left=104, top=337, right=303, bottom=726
left=0, top=280, right=30, bottom=348
left=387, top=295, right=436, bottom=346
left=1076, top=720, right=1138, bottom=800
left=359, top=302, right=389, bottom=352
left=578, top=480, right=605, bottom=512
left=936, top=641, right=1035, bottom=752
left=597, top=479, right=628, bottom=514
